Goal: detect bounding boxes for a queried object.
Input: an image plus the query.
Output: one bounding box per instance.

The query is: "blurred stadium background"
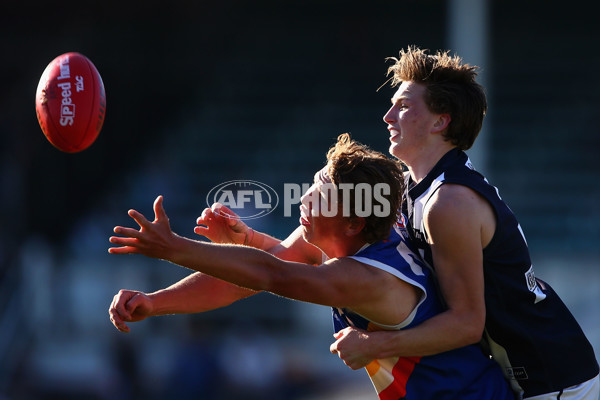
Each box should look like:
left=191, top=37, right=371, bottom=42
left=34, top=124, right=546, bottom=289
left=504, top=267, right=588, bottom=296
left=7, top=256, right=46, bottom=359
left=1, top=0, right=599, bottom=399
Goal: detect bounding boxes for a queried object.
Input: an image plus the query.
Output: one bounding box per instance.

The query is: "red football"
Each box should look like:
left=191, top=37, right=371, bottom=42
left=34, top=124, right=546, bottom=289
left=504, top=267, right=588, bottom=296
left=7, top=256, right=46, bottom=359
left=35, top=52, right=106, bottom=153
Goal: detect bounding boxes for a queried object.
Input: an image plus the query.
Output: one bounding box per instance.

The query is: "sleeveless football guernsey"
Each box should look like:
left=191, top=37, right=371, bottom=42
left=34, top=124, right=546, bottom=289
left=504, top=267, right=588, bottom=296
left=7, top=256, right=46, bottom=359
left=333, top=226, right=513, bottom=400
left=402, top=148, right=598, bottom=398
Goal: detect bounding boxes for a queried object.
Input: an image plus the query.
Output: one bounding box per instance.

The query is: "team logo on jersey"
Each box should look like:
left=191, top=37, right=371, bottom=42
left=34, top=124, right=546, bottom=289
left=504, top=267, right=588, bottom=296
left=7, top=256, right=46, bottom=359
left=465, top=158, right=475, bottom=170
left=525, top=265, right=547, bottom=304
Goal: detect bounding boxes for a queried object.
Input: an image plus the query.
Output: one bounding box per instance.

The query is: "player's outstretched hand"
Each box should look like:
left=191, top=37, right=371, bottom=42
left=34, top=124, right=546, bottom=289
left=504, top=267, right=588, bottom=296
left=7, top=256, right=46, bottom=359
left=330, top=326, right=376, bottom=370
left=109, top=289, right=154, bottom=333
left=195, top=203, right=249, bottom=245
left=109, top=195, right=180, bottom=260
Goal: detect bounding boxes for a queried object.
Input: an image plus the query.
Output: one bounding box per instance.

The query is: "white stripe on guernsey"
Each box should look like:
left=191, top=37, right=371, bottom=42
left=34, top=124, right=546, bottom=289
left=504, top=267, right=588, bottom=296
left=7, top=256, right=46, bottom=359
left=348, top=255, right=428, bottom=330
left=412, top=172, right=445, bottom=238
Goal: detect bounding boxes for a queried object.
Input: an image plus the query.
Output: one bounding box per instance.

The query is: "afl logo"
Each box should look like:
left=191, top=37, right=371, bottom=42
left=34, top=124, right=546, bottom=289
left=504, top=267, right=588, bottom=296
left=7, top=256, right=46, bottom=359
left=206, top=180, right=279, bottom=220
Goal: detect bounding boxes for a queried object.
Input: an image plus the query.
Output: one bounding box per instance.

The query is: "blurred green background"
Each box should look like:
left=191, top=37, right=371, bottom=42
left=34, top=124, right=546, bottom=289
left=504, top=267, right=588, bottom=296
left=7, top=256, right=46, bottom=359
left=1, top=1, right=599, bottom=399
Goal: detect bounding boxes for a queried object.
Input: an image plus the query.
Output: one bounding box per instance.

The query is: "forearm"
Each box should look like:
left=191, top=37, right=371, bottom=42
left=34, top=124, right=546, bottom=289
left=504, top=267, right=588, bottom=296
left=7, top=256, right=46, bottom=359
left=367, top=310, right=484, bottom=358
left=147, top=271, right=256, bottom=315
left=170, top=235, right=281, bottom=293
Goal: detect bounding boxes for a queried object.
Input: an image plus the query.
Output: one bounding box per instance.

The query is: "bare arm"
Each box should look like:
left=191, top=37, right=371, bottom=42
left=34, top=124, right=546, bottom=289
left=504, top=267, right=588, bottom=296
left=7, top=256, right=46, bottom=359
left=195, top=202, right=323, bottom=264
left=194, top=202, right=281, bottom=249
left=330, top=184, right=493, bottom=367
left=109, top=199, right=320, bottom=332
left=109, top=272, right=256, bottom=332
left=146, top=272, right=256, bottom=315
left=109, top=196, right=417, bottom=325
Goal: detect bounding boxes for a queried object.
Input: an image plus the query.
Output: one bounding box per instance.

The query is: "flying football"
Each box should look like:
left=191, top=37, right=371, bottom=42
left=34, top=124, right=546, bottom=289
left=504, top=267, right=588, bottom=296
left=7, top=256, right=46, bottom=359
left=35, top=52, right=106, bottom=153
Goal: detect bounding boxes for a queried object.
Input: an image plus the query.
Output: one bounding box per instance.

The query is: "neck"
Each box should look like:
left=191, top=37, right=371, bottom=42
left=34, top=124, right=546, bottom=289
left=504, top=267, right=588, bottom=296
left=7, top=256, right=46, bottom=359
left=321, top=237, right=367, bottom=259
left=406, top=144, right=456, bottom=183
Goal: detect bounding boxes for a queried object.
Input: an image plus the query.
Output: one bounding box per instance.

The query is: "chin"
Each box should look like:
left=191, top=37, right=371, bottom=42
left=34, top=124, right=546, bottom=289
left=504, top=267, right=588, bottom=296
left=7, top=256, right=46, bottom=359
left=389, top=143, right=402, bottom=158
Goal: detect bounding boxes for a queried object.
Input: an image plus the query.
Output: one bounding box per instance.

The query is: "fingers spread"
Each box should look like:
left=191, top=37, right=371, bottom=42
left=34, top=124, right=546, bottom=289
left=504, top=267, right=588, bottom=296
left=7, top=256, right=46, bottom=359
left=128, top=209, right=152, bottom=230
left=153, top=195, right=169, bottom=222
left=113, top=226, right=144, bottom=239
left=108, top=245, right=140, bottom=255
left=109, top=227, right=146, bottom=253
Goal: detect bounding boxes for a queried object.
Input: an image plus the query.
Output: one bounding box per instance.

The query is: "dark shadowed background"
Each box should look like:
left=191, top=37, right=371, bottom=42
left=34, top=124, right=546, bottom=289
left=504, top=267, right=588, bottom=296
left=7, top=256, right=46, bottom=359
left=1, top=1, right=599, bottom=399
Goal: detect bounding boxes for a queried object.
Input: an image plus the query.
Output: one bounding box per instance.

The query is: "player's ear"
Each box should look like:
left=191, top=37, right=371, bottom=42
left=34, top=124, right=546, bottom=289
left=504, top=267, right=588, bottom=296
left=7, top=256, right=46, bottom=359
left=432, top=113, right=451, bottom=133
left=345, top=216, right=366, bottom=237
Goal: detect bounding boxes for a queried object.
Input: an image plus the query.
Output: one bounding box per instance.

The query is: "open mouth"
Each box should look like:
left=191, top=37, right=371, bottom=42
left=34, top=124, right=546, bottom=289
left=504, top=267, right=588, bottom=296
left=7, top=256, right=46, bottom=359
left=299, top=215, right=310, bottom=226
left=388, top=126, right=400, bottom=141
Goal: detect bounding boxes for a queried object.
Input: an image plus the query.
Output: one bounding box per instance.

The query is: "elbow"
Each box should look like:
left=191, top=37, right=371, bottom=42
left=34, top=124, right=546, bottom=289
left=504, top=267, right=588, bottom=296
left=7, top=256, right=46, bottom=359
left=446, top=307, right=485, bottom=347
left=236, top=270, right=273, bottom=292
left=464, top=325, right=485, bottom=346
left=461, top=313, right=486, bottom=346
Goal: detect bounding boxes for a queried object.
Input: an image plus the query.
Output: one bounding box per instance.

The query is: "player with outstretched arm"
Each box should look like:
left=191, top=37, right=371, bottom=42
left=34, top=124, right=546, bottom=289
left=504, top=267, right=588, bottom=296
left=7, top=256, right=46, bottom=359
left=109, top=134, right=512, bottom=400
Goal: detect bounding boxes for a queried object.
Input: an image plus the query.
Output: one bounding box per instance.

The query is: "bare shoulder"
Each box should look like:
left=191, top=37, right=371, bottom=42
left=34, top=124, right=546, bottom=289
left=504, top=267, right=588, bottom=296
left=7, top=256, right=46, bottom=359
left=323, top=257, right=420, bottom=326
left=268, top=256, right=401, bottom=311
left=317, top=257, right=414, bottom=304
left=425, top=183, right=496, bottom=247
left=319, top=257, right=396, bottom=291
left=431, top=183, right=487, bottom=208
left=426, top=184, right=492, bottom=220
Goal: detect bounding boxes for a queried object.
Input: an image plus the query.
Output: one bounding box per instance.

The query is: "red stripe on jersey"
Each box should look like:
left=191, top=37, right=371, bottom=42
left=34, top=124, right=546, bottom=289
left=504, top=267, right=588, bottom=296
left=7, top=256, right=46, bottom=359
left=378, top=356, right=421, bottom=400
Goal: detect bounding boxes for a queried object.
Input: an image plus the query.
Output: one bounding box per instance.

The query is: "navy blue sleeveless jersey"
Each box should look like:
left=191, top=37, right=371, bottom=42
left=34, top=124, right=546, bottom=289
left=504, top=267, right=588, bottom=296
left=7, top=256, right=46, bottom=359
left=333, top=226, right=512, bottom=400
left=402, top=148, right=598, bottom=398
